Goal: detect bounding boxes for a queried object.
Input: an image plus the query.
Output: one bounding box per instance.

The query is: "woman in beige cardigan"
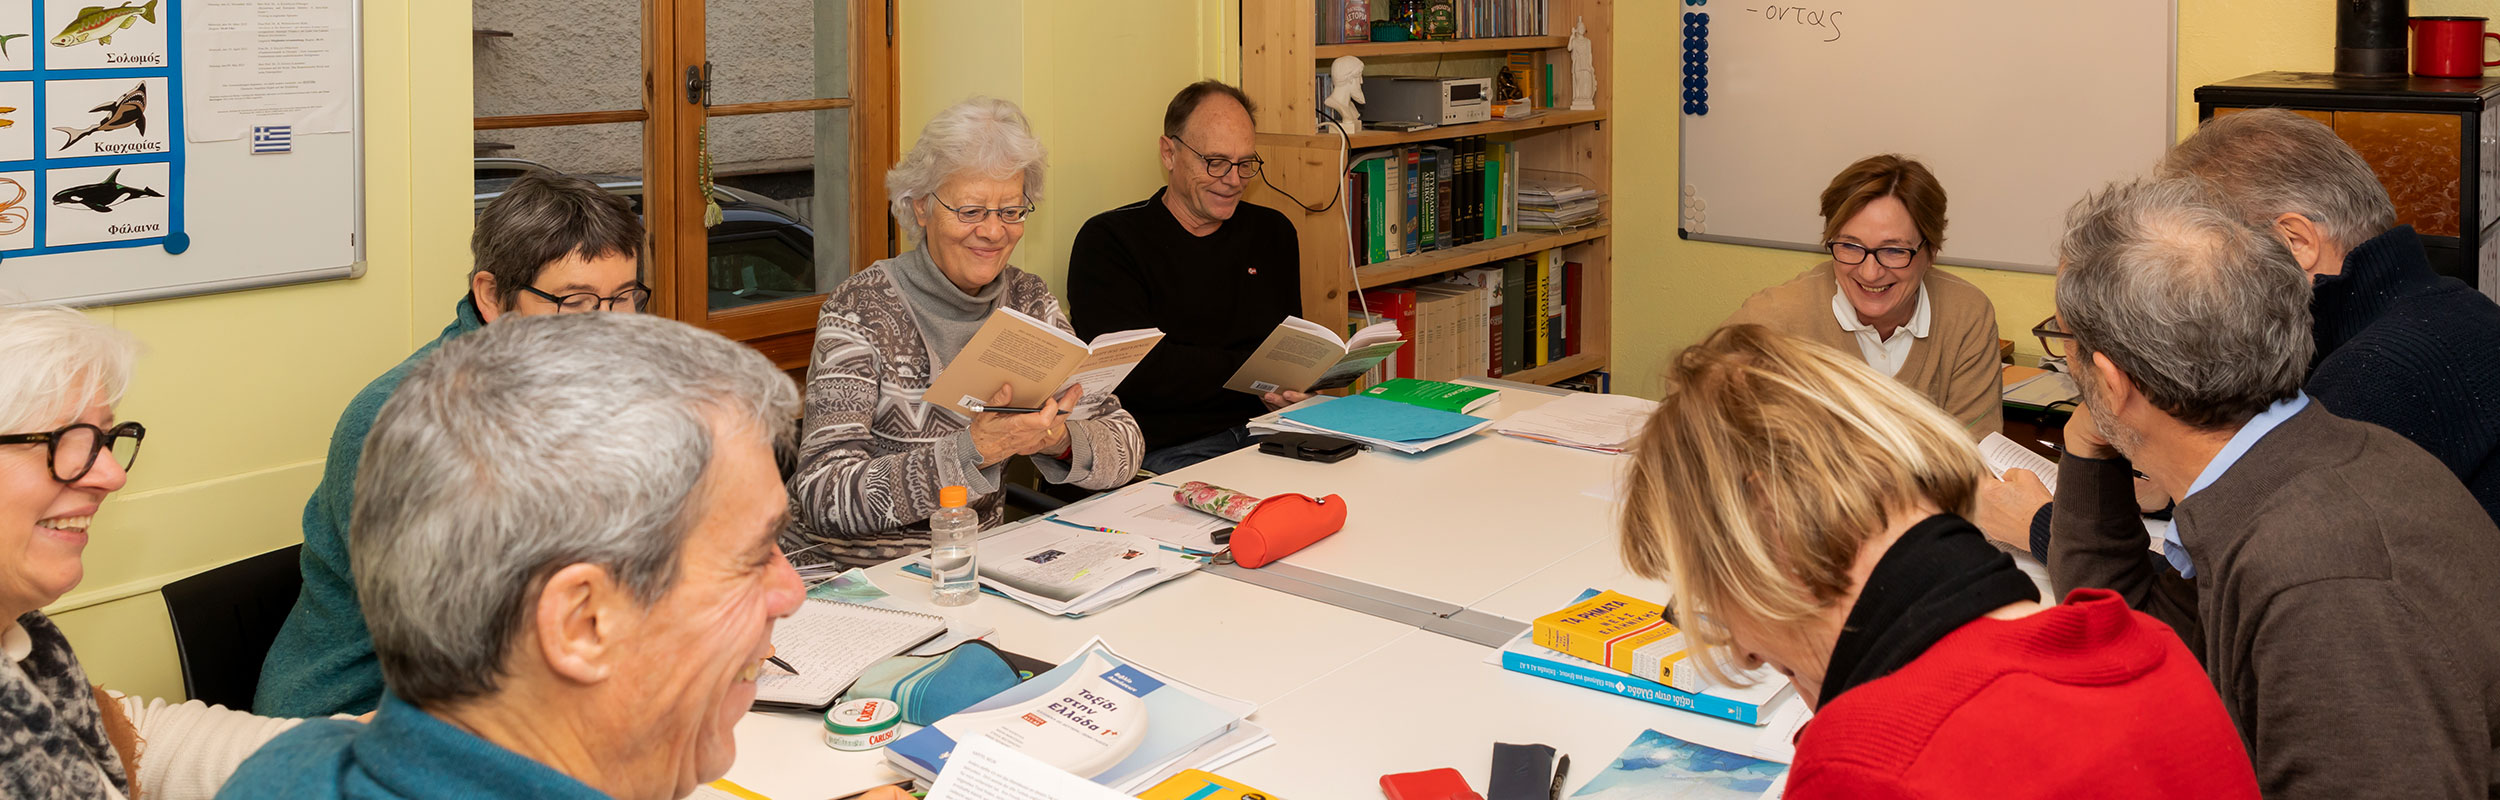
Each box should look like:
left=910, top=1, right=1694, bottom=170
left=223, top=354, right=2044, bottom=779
left=1723, top=154, right=2003, bottom=436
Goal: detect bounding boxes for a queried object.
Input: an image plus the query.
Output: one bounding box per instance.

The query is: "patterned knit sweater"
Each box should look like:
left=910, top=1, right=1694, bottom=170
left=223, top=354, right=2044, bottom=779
left=787, top=255, right=1144, bottom=567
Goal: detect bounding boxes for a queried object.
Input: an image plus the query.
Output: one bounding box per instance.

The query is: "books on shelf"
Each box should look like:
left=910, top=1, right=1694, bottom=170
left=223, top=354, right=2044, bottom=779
left=1347, top=247, right=1578, bottom=384
left=1315, top=0, right=1551, bottom=43
left=923, top=308, right=1163, bottom=418
left=1348, top=137, right=1519, bottom=267
left=1224, top=315, right=1405, bottom=395
left=889, top=638, right=1270, bottom=794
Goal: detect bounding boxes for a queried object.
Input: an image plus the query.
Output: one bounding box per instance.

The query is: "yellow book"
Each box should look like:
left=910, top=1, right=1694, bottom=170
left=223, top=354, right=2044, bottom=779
left=1531, top=589, right=1701, bottom=692
left=1136, top=769, right=1282, bottom=800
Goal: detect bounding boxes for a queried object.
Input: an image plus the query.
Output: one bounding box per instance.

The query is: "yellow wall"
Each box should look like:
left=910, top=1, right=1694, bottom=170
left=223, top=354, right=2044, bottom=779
left=898, top=0, right=1239, bottom=296
left=1611, top=0, right=2481, bottom=398
left=44, top=0, right=474, bottom=701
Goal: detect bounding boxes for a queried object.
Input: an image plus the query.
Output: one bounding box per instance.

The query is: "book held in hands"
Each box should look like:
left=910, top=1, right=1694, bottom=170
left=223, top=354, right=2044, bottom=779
left=1223, top=316, right=1404, bottom=395
left=923, top=307, right=1163, bottom=417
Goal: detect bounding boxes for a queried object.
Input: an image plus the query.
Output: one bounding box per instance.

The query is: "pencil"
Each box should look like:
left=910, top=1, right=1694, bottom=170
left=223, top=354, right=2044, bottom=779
left=767, top=655, right=798, bottom=675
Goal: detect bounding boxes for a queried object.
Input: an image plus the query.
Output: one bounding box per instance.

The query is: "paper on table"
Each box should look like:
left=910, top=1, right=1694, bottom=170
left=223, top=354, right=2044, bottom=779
left=926, top=735, right=1133, bottom=800
left=1978, top=432, right=2060, bottom=490
left=1491, top=392, right=1659, bottom=452
left=718, top=711, right=909, bottom=800
left=1749, top=697, right=1811, bottom=764
left=1046, top=481, right=1232, bottom=553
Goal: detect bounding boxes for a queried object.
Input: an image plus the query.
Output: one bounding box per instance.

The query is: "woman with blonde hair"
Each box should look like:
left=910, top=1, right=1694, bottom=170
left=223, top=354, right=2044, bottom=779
left=1619, top=324, right=2254, bottom=798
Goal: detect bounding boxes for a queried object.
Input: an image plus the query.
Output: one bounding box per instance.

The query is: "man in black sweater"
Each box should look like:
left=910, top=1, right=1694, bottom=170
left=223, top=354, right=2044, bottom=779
left=1067, top=81, right=1304, bottom=473
left=1981, top=108, right=2500, bottom=556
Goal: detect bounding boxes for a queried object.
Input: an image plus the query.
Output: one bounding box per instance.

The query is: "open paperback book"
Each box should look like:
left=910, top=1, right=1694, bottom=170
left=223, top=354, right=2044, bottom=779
left=1223, top=316, right=1404, bottom=395
left=1043, top=481, right=1231, bottom=554
left=923, top=307, right=1164, bottom=417
left=1978, top=432, right=2169, bottom=553
left=972, top=522, right=1204, bottom=616
left=887, top=637, right=1269, bottom=794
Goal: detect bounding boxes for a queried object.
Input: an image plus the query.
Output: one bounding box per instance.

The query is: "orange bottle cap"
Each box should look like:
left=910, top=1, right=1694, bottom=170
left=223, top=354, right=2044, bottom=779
left=939, top=485, right=969, bottom=508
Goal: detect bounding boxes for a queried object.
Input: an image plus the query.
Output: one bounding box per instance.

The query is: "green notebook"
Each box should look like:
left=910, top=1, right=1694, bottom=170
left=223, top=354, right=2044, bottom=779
left=1361, top=378, right=1498, bottom=414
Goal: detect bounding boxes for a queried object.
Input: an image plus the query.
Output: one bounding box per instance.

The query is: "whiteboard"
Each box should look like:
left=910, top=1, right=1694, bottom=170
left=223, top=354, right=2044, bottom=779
left=1677, top=0, right=2174, bottom=273
left=0, top=0, right=362, bottom=306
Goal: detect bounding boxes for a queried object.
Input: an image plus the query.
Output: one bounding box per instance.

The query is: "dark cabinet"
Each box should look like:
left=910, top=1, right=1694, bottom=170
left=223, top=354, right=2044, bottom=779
left=2197, top=71, right=2500, bottom=298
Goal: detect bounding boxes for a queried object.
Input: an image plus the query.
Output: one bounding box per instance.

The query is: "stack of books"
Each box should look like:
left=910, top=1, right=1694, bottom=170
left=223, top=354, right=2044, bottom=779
left=1493, top=590, right=1793, bottom=725
left=1516, top=172, right=1603, bottom=233
left=1345, top=246, right=1585, bottom=387
left=1346, top=137, right=1517, bottom=266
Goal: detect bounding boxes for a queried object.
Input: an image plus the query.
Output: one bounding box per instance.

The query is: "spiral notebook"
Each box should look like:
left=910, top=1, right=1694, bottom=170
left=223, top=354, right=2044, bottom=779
left=753, top=598, right=949, bottom=710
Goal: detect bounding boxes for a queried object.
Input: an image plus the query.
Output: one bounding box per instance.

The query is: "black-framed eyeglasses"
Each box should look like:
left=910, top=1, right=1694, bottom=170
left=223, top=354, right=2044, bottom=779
left=520, top=283, right=651, bottom=313
left=1167, top=135, right=1264, bottom=180
left=2032, top=314, right=2076, bottom=359
left=930, top=194, right=1034, bottom=225
left=1826, top=240, right=1925, bottom=269
left=1, top=421, right=144, bottom=483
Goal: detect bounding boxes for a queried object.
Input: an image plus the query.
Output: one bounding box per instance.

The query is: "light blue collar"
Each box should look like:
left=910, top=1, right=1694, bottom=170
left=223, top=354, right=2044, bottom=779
left=2162, top=392, right=2310, bottom=577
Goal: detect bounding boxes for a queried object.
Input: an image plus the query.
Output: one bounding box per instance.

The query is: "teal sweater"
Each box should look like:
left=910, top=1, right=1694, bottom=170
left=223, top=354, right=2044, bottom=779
left=215, top=692, right=608, bottom=799
left=254, top=298, right=485, bottom=717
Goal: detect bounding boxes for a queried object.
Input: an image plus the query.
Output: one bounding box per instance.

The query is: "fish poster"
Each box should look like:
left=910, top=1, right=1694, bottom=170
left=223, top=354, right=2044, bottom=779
left=1570, top=729, right=1789, bottom=800
left=0, top=0, right=29, bottom=72
left=0, top=80, right=29, bottom=161
left=44, top=160, right=167, bottom=246
left=42, top=0, right=164, bottom=71
left=46, top=76, right=165, bottom=157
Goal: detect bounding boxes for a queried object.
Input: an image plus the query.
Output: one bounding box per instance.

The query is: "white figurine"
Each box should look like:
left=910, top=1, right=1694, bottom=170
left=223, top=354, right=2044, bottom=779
left=1325, top=55, right=1366, bottom=134
left=1568, top=18, right=1596, bottom=111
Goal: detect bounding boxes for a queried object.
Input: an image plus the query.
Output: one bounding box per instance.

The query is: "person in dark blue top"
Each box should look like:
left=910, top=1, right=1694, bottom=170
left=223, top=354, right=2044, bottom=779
left=1979, top=108, right=2500, bottom=559
left=219, top=313, right=910, bottom=800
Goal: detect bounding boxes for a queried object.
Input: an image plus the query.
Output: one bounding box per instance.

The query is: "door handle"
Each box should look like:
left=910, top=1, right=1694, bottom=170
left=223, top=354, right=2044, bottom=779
left=684, top=61, right=713, bottom=107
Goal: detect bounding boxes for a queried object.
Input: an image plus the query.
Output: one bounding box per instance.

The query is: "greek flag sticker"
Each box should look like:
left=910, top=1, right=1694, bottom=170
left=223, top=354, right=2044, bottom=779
left=251, top=125, right=292, bottom=154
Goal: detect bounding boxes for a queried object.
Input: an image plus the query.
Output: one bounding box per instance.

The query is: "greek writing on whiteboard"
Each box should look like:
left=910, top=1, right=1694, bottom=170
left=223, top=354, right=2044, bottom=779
left=1744, top=5, right=1844, bottom=42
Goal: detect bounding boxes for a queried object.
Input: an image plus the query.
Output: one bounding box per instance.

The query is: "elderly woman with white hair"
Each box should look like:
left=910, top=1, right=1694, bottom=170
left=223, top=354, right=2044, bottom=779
left=0, top=304, right=317, bottom=799
left=787, top=97, right=1144, bottom=566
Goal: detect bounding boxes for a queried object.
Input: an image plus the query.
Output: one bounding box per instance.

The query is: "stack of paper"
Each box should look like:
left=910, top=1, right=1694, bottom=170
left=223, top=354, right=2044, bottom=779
left=889, top=638, right=1273, bottom=794
left=1043, top=481, right=1232, bottom=555
left=1264, top=394, right=1492, bottom=455
left=1517, top=172, right=1604, bottom=232
left=1490, top=391, right=1658, bottom=453
left=969, top=523, right=1203, bottom=617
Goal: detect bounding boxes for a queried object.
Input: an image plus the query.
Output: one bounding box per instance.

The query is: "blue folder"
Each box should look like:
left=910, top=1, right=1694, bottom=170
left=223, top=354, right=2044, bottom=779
left=1279, top=394, right=1487, bottom=442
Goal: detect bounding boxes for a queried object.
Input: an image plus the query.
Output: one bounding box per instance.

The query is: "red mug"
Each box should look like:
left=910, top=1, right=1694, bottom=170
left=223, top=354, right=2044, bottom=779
left=2411, top=16, right=2500, bottom=78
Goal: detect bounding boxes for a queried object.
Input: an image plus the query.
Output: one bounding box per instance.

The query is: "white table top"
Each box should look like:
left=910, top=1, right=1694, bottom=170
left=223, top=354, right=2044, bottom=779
left=1167, top=385, right=1634, bottom=614
left=1217, top=629, right=1797, bottom=799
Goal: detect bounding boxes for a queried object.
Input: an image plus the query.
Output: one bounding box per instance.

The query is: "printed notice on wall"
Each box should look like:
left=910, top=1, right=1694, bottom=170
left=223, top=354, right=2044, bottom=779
left=184, top=0, right=351, bottom=141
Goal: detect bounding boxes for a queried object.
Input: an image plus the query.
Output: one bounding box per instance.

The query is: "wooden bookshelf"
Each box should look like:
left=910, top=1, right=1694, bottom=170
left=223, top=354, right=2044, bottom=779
left=1356, top=224, right=1609, bottom=289
left=1315, top=35, right=1569, bottom=59
left=1245, top=0, right=1614, bottom=386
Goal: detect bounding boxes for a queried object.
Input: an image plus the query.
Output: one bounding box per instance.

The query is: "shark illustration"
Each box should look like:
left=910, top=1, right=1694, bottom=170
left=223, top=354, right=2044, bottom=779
left=53, top=82, right=145, bottom=151
left=51, top=169, right=162, bottom=212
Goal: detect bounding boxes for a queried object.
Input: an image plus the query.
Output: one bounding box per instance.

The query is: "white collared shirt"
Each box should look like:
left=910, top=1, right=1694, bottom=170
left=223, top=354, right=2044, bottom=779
left=1830, top=283, right=1932, bottom=377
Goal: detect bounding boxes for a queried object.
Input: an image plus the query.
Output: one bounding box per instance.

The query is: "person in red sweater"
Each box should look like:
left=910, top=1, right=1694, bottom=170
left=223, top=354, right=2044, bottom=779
left=1620, top=325, right=2257, bottom=798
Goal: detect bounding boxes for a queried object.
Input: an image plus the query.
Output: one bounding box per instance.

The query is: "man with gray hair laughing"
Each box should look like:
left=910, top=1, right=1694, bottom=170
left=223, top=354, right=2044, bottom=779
left=2046, top=176, right=2500, bottom=799
left=215, top=313, right=907, bottom=800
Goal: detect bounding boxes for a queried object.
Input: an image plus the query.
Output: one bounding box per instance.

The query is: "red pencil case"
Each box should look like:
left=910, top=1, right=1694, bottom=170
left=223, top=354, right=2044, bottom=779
left=1229, top=492, right=1346, bottom=568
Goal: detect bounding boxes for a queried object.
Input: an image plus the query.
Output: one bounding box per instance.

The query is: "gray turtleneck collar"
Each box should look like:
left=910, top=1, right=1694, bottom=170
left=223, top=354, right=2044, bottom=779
left=887, top=246, right=1012, bottom=366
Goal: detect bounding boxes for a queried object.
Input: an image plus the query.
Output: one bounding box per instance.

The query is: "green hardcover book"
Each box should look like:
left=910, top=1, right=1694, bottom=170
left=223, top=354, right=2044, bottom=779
left=1354, top=155, right=1390, bottom=264
left=1483, top=140, right=1503, bottom=242
left=1423, top=0, right=1457, bottom=39
left=1419, top=148, right=1441, bottom=250
left=1362, top=378, right=1497, bottom=414
left=1501, top=258, right=1531, bottom=375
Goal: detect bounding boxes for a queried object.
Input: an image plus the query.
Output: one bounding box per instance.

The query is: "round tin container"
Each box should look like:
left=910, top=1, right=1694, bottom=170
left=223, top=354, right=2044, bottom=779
left=822, top=698, right=902, bottom=751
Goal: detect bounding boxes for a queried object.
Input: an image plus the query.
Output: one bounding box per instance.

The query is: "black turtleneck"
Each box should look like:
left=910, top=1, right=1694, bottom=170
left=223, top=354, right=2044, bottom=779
left=2306, top=225, right=2500, bottom=526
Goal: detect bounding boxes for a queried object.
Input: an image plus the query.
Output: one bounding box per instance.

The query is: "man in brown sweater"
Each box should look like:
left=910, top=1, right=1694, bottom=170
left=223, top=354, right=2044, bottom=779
left=2048, top=176, right=2500, bottom=798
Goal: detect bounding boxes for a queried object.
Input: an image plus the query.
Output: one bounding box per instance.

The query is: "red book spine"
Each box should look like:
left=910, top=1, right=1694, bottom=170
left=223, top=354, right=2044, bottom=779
left=1363, top=289, right=1419, bottom=380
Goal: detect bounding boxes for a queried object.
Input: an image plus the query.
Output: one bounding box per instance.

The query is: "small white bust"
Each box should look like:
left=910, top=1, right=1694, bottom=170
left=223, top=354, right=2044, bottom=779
left=1568, top=18, right=1596, bottom=111
left=1325, top=55, right=1366, bottom=133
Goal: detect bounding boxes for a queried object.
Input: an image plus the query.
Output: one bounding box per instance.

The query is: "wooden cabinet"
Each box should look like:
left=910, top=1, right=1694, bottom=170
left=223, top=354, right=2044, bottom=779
left=1240, top=0, right=1615, bottom=386
left=2198, top=72, right=2500, bottom=298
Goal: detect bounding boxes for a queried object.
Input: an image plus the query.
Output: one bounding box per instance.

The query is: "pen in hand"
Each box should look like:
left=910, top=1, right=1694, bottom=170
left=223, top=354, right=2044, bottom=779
left=966, top=404, right=1073, bottom=415
left=767, top=655, right=798, bottom=675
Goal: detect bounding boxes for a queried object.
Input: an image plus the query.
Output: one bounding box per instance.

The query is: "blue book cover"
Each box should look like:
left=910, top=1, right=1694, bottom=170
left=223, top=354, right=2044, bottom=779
left=886, top=638, right=1248, bottom=788
left=1279, top=394, right=1486, bottom=443
left=1570, top=729, right=1788, bottom=799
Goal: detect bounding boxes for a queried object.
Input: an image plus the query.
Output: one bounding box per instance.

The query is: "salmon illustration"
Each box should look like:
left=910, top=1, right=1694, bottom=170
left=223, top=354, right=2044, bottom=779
left=52, top=0, right=159, bottom=48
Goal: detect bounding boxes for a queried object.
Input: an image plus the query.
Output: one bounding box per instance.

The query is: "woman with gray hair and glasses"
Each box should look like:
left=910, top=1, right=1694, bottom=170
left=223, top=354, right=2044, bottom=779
left=0, top=303, right=327, bottom=799
left=788, top=97, right=1144, bottom=567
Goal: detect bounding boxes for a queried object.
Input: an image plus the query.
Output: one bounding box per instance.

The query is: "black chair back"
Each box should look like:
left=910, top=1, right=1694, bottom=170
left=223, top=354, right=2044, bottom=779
left=159, top=544, right=303, bottom=712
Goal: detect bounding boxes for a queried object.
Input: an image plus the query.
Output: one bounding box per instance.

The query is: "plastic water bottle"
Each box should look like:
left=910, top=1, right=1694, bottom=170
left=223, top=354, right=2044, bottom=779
left=930, top=485, right=978, bottom=606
